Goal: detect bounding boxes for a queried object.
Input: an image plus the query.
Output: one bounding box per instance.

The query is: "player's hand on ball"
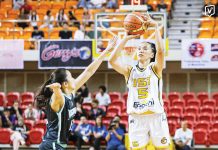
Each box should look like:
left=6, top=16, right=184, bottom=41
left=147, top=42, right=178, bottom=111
left=46, top=83, right=61, bottom=90
left=144, top=13, right=158, bottom=27
left=106, top=36, right=118, bottom=52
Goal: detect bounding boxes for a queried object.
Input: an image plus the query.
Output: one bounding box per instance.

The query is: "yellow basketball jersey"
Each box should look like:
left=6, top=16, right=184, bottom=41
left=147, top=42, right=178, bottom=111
left=126, top=63, right=164, bottom=115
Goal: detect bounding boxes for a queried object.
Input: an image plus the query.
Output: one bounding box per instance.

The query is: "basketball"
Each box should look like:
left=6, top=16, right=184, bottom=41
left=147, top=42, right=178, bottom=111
left=123, top=12, right=148, bottom=35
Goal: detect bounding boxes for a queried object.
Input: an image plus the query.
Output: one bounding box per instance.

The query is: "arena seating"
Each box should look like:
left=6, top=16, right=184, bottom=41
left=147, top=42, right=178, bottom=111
left=0, top=90, right=218, bottom=147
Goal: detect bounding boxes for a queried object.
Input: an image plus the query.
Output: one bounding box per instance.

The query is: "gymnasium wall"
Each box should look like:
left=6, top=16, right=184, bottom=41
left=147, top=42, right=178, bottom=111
left=0, top=62, right=218, bottom=94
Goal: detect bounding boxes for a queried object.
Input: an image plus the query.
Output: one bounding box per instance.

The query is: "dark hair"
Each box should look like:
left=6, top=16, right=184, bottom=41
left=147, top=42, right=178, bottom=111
left=147, top=42, right=156, bottom=62
left=46, top=10, right=51, bottom=16
left=92, top=99, right=99, bottom=105
left=99, top=85, right=106, bottom=93
left=35, top=68, right=68, bottom=109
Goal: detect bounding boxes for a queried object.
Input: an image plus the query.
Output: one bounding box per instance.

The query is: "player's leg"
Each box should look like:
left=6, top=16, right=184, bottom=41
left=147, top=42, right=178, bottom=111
left=39, top=141, right=54, bottom=150
left=128, top=114, right=149, bottom=150
left=149, top=113, right=170, bottom=150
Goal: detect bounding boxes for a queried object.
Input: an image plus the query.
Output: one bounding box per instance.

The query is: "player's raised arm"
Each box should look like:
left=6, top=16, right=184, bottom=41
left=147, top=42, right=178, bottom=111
left=147, top=16, right=164, bottom=77
left=46, top=83, right=64, bottom=112
left=109, top=35, right=139, bottom=80
left=74, top=36, right=118, bottom=92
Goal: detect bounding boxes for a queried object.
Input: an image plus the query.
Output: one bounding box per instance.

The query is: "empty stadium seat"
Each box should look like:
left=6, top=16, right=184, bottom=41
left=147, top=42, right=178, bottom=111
left=172, top=99, right=185, bottom=108
left=109, top=92, right=121, bottom=102
left=7, top=92, right=20, bottom=106
left=21, top=92, right=34, bottom=102
left=112, top=100, right=125, bottom=111
left=197, top=92, right=209, bottom=104
left=201, top=17, right=215, bottom=28
left=34, top=120, right=47, bottom=132
left=201, top=105, right=215, bottom=114
left=163, top=100, right=170, bottom=108
left=182, top=92, right=195, bottom=103
left=52, top=2, right=65, bottom=9
left=198, top=28, right=213, bottom=38
left=29, top=128, right=44, bottom=144
left=168, top=92, right=180, bottom=102
left=212, top=92, right=218, bottom=106
left=194, top=129, right=207, bottom=145
left=0, top=128, right=11, bottom=144
left=183, top=113, right=197, bottom=123
left=24, top=120, right=35, bottom=130
left=211, top=121, right=218, bottom=129
left=194, top=121, right=210, bottom=131
left=0, top=92, right=5, bottom=106
left=107, top=105, right=121, bottom=116
left=198, top=113, right=212, bottom=122
left=203, top=99, right=216, bottom=107
left=186, top=121, right=194, bottom=130
left=169, top=106, right=183, bottom=116
left=120, top=113, right=128, bottom=121
left=167, top=113, right=181, bottom=123
left=185, top=106, right=199, bottom=115
left=209, top=129, right=218, bottom=144
left=187, top=99, right=201, bottom=107
left=38, top=1, right=52, bottom=9
left=21, top=99, right=34, bottom=106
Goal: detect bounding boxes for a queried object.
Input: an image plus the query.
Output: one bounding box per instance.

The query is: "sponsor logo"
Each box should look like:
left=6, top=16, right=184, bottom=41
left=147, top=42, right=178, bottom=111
left=205, top=5, right=215, bottom=17
left=133, top=100, right=154, bottom=109
left=79, top=46, right=91, bottom=60
left=161, top=137, right=167, bottom=144
left=132, top=141, right=139, bottom=147
left=211, top=55, right=218, bottom=61
left=211, top=44, right=218, bottom=52
left=189, top=42, right=204, bottom=57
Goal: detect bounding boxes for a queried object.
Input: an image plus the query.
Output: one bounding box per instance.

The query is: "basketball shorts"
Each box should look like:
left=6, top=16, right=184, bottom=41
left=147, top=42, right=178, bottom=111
left=128, top=112, right=170, bottom=149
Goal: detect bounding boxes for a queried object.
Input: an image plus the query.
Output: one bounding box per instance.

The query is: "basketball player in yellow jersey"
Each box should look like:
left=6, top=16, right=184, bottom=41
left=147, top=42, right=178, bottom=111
left=109, top=16, right=170, bottom=150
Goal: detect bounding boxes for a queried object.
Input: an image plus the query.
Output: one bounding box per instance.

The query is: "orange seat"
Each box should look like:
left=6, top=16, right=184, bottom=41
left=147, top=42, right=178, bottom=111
left=0, top=9, right=7, bottom=20
left=201, top=17, right=215, bottom=28
left=105, top=9, right=115, bottom=13
left=0, top=1, right=12, bottom=10
left=24, top=40, right=33, bottom=50
left=198, top=28, right=213, bottom=38
left=8, top=28, right=22, bottom=37
left=213, top=27, right=218, bottom=38
left=89, top=9, right=102, bottom=16
left=51, top=9, right=59, bottom=16
left=37, top=9, right=47, bottom=17
left=0, top=31, right=7, bottom=39
left=38, top=2, right=52, bottom=9
left=66, top=1, right=78, bottom=9
left=52, top=2, right=65, bottom=9
left=7, top=9, right=20, bottom=19
left=28, top=1, right=38, bottom=10
left=147, top=0, right=160, bottom=11
left=1, top=21, right=14, bottom=28
left=75, top=9, right=84, bottom=15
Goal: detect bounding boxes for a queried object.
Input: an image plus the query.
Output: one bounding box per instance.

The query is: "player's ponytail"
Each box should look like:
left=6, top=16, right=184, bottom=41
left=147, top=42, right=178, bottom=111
left=35, top=68, right=68, bottom=109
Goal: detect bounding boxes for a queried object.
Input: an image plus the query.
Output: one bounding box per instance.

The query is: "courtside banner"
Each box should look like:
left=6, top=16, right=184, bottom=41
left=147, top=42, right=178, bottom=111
left=182, top=39, right=218, bottom=69
left=39, top=40, right=93, bottom=69
left=0, top=40, right=24, bottom=69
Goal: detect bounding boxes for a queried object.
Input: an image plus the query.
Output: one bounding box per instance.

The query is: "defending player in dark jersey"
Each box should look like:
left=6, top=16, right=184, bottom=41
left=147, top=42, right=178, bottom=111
left=35, top=36, right=118, bottom=150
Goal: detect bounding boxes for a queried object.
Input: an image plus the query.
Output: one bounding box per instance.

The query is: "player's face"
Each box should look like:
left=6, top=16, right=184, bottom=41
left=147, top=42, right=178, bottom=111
left=137, top=43, right=154, bottom=62
left=64, top=70, right=75, bottom=91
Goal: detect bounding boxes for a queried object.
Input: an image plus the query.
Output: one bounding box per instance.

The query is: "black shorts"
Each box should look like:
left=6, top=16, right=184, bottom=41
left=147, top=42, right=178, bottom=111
left=39, top=141, right=65, bottom=150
